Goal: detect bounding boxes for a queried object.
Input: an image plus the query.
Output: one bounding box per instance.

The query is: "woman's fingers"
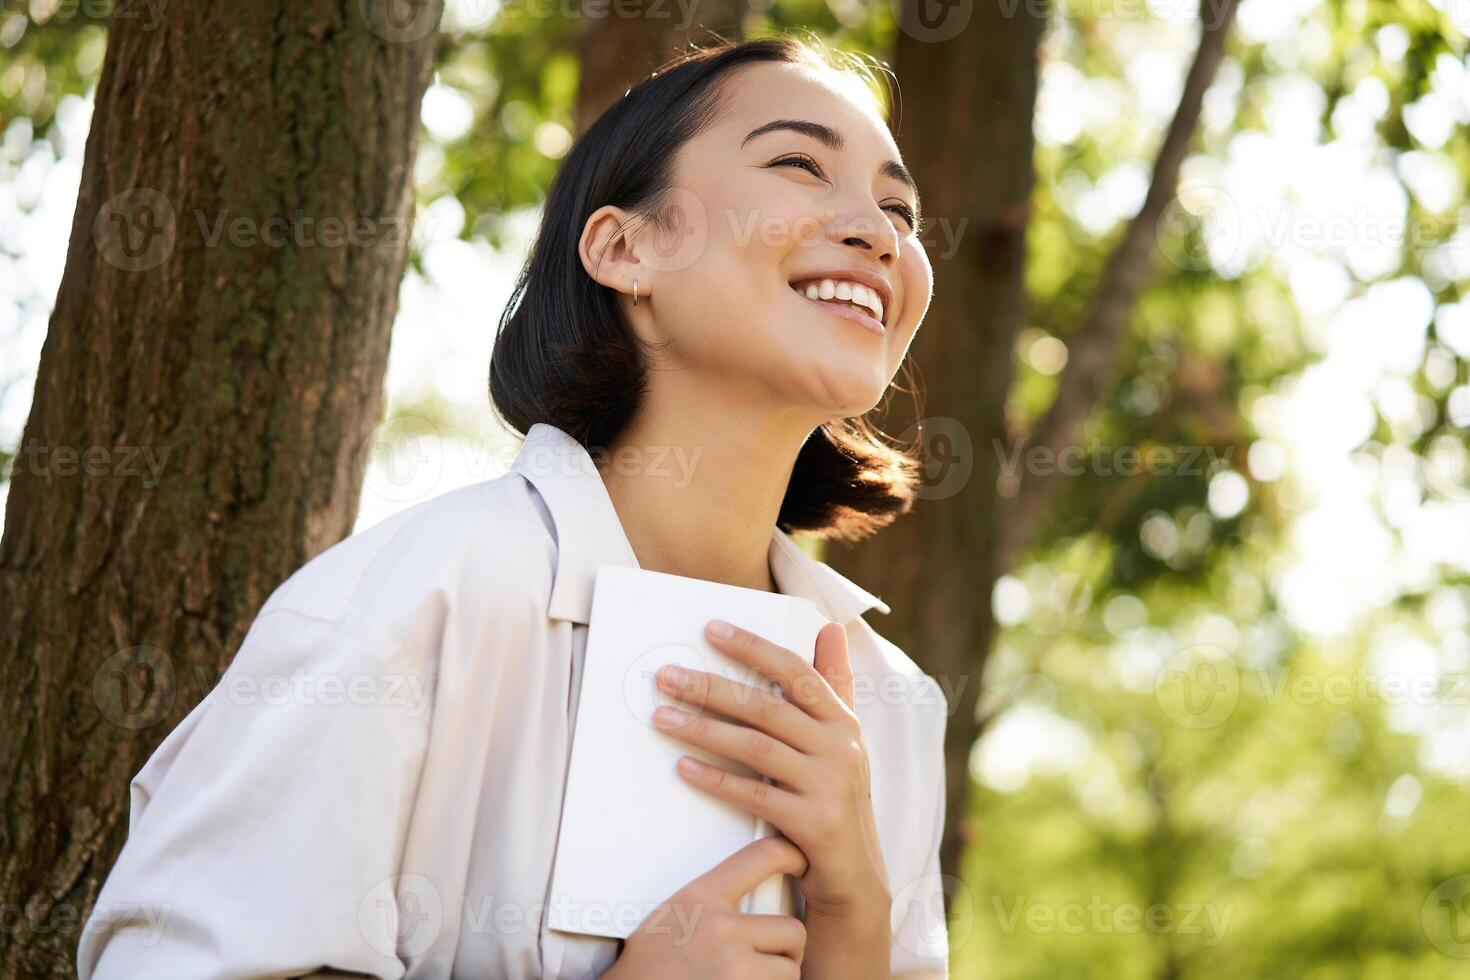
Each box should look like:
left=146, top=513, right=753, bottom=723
left=688, top=836, right=808, bottom=909
left=656, top=664, right=821, bottom=750
left=703, top=620, right=848, bottom=722
left=811, top=621, right=856, bottom=711
left=740, top=912, right=807, bottom=963
left=672, top=755, right=805, bottom=831
left=653, top=699, right=812, bottom=785
left=748, top=952, right=802, bottom=978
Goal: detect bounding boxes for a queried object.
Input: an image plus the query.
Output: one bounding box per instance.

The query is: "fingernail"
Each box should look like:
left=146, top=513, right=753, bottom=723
left=708, top=619, right=734, bottom=638
left=658, top=664, right=688, bottom=687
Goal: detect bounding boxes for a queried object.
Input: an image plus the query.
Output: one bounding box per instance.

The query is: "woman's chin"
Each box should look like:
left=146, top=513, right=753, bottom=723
left=799, top=365, right=891, bottom=418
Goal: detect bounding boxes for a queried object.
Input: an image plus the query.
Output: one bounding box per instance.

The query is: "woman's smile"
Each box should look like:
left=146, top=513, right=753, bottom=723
left=792, top=281, right=887, bottom=336
left=787, top=270, right=894, bottom=337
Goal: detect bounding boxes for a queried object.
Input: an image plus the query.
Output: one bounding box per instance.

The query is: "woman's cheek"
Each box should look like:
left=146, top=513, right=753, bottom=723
left=900, top=245, right=934, bottom=326
left=753, top=190, right=825, bottom=254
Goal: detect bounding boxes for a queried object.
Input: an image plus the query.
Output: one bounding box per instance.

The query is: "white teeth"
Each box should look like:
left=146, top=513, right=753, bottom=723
left=792, top=277, right=887, bottom=326
left=867, top=293, right=886, bottom=323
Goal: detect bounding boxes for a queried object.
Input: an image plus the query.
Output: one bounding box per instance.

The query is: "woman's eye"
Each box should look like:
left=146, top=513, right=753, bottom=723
left=770, top=157, right=921, bottom=233
left=885, top=203, right=921, bottom=232
left=771, top=155, right=825, bottom=179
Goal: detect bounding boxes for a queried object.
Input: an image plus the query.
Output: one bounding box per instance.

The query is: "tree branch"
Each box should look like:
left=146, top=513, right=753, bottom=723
left=998, top=0, right=1240, bottom=571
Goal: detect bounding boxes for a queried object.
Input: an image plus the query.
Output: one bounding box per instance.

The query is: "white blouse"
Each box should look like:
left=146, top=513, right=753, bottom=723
left=78, top=422, right=951, bottom=979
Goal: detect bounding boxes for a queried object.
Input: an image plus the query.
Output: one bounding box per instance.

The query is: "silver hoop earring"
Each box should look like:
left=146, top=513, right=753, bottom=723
left=632, top=278, right=639, bottom=306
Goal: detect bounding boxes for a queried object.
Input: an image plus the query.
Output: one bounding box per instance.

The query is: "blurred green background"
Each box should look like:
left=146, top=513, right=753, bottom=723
left=4, top=1, right=1470, bottom=977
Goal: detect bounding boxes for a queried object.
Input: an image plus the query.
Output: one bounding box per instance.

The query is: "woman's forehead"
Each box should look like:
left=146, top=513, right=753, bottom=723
left=709, top=63, right=898, bottom=155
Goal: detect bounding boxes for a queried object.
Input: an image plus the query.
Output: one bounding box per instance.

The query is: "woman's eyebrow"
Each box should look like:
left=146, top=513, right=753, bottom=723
left=743, top=118, right=844, bottom=151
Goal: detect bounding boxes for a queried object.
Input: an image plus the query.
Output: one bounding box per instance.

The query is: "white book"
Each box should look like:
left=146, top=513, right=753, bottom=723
left=546, top=562, right=831, bottom=940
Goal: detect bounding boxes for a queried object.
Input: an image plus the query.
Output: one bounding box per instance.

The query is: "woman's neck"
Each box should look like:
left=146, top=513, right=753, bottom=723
left=597, top=396, right=820, bottom=594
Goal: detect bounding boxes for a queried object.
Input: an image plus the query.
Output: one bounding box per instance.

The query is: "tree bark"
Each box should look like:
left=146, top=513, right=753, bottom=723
left=573, top=0, right=746, bottom=135
left=0, top=1, right=441, bottom=973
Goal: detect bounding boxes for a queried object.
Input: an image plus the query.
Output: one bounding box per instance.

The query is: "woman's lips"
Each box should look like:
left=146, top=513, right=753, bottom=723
left=792, top=286, right=886, bottom=336
left=790, top=277, right=888, bottom=323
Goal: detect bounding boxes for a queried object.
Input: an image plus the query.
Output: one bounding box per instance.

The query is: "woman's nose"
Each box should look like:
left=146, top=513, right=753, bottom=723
left=824, top=201, right=900, bottom=263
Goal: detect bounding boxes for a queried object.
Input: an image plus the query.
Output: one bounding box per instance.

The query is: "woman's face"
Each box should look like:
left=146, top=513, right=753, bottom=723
left=614, top=62, right=933, bottom=421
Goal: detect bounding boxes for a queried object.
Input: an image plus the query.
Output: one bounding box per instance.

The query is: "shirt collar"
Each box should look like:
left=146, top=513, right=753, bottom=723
left=509, top=422, right=890, bottom=626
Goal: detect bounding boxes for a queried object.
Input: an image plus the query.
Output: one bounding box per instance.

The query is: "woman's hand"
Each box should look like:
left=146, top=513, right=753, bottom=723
left=606, top=836, right=809, bottom=979
left=651, top=618, right=893, bottom=922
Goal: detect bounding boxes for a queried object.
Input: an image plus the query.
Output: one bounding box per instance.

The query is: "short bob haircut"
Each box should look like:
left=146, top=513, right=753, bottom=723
left=490, top=34, right=921, bottom=542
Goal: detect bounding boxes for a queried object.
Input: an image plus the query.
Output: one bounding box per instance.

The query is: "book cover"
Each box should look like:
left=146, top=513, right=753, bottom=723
left=545, top=562, right=831, bottom=940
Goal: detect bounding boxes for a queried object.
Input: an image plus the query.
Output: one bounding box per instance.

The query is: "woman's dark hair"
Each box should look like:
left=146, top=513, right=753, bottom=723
left=489, top=34, right=921, bottom=542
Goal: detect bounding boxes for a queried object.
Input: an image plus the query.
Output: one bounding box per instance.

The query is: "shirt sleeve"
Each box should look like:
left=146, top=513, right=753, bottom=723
left=888, top=677, right=950, bottom=978
left=77, top=605, right=436, bottom=980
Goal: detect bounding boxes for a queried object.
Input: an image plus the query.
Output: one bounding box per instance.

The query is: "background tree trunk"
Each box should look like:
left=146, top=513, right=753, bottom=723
left=828, top=0, right=1048, bottom=892
left=0, top=1, right=442, bottom=973
left=573, top=0, right=746, bottom=135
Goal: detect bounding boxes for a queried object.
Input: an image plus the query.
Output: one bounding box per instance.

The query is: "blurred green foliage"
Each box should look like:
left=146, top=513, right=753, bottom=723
left=0, top=2, right=107, bottom=134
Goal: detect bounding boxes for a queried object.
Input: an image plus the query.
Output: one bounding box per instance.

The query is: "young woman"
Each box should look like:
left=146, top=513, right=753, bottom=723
left=79, top=35, right=950, bottom=980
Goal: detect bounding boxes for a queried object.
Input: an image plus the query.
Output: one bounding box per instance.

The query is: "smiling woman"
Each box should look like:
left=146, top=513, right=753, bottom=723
left=78, top=34, right=949, bottom=980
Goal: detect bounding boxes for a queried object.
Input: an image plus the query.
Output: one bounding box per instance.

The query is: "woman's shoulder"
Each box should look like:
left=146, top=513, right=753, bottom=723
left=257, top=471, right=556, bottom=652
left=844, top=615, right=950, bottom=728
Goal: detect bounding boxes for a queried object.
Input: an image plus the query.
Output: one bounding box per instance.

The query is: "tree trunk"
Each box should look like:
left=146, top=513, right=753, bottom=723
left=573, top=0, right=746, bottom=135
left=0, top=1, right=441, bottom=973
left=826, top=0, right=1047, bottom=892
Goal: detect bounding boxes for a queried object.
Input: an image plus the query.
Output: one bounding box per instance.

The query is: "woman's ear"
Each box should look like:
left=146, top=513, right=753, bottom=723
left=579, top=204, right=649, bottom=305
